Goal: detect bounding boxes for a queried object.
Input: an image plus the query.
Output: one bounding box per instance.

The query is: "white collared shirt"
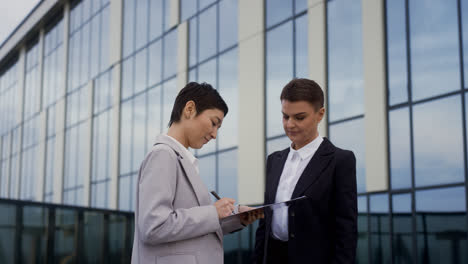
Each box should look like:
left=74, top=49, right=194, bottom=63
left=165, top=134, right=199, bottom=174
left=271, top=135, right=323, bottom=241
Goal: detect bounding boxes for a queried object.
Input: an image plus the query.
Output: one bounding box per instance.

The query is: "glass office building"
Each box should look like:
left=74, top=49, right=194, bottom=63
left=0, top=0, right=467, bottom=263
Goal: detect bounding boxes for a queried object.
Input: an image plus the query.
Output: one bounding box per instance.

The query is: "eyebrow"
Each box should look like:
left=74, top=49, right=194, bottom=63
left=282, top=112, right=307, bottom=116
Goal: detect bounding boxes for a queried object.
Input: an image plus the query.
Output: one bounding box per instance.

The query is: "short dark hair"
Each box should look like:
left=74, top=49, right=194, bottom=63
left=280, top=78, right=324, bottom=110
left=168, top=82, right=228, bottom=127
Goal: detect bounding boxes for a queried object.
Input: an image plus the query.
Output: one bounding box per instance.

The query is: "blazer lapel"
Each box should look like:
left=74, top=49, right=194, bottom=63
left=291, top=138, right=335, bottom=199
left=154, top=135, right=211, bottom=207
left=267, top=148, right=290, bottom=203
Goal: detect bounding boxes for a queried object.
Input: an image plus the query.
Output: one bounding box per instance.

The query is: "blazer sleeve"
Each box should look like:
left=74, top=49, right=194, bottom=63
left=137, top=146, right=221, bottom=245
left=333, top=150, right=358, bottom=264
left=221, top=216, right=245, bottom=235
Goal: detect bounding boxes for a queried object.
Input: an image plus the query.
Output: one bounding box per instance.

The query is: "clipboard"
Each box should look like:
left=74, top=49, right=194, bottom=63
left=220, top=196, right=308, bottom=224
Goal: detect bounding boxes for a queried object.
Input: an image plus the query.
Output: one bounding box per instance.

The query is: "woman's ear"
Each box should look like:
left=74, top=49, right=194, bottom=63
left=184, top=100, right=197, bottom=119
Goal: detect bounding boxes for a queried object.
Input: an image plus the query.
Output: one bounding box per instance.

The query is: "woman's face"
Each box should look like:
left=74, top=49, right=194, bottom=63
left=186, top=108, right=225, bottom=149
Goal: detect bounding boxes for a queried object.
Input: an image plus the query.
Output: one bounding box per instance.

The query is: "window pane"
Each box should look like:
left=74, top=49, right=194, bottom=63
left=266, top=21, right=293, bottom=138
left=295, top=0, right=307, bottom=14
left=0, top=204, right=16, bottom=263
left=122, top=0, right=135, bottom=57
left=55, top=209, right=78, bottom=263
left=189, top=17, right=198, bottom=67
left=218, top=149, right=237, bottom=201
left=135, top=0, right=149, bottom=50
left=369, top=194, right=391, bottom=264
left=219, top=0, right=238, bottom=51
left=200, top=0, right=216, bottom=10
left=410, top=0, right=460, bottom=100
left=162, top=79, right=177, bottom=133
left=147, top=86, right=161, bottom=149
left=389, top=107, right=412, bottom=189
left=295, top=15, right=308, bottom=78
left=327, top=0, right=364, bottom=121
left=198, top=58, right=217, bottom=88
left=181, top=0, right=197, bottom=21
left=83, top=212, right=105, bottom=262
left=163, top=30, right=178, bottom=79
left=121, top=57, right=134, bottom=100
left=266, top=0, right=293, bottom=28
left=416, top=187, right=467, bottom=264
left=135, top=48, right=148, bottom=94
left=392, top=193, right=414, bottom=264
left=386, top=0, right=408, bottom=105
left=199, top=154, right=216, bottom=196
left=266, top=136, right=290, bottom=156
left=198, top=6, right=217, bottom=62
left=329, top=118, right=366, bottom=193
left=149, top=0, right=163, bottom=40
left=119, top=176, right=132, bottom=211
left=356, top=196, right=368, bottom=264
left=148, top=40, right=162, bottom=86
left=133, top=94, right=147, bottom=171
left=218, top=48, right=238, bottom=150
left=120, top=101, right=133, bottom=175
left=413, top=96, right=464, bottom=187
left=22, top=206, right=48, bottom=263
left=463, top=0, right=468, bottom=85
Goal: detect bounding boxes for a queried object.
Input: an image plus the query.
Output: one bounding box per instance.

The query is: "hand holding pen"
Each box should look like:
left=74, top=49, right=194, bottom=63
left=211, top=191, right=236, bottom=219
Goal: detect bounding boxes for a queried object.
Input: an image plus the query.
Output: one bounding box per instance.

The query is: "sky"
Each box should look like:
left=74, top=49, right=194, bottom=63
left=0, top=0, right=41, bottom=47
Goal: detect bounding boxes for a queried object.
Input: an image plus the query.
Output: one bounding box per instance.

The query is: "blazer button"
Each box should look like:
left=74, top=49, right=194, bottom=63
left=291, top=212, right=295, bottom=217
left=290, top=233, right=295, bottom=238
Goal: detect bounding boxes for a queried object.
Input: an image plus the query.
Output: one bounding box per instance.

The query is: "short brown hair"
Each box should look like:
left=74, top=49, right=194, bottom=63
left=280, top=78, right=324, bottom=110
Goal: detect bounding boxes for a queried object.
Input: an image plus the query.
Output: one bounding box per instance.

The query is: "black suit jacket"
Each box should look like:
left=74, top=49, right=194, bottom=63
left=254, top=137, right=357, bottom=264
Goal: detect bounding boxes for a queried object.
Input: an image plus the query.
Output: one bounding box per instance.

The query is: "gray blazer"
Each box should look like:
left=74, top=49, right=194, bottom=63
left=131, top=135, right=243, bottom=264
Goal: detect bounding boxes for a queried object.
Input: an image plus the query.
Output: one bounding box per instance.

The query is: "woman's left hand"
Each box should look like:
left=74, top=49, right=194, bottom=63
left=238, top=205, right=264, bottom=226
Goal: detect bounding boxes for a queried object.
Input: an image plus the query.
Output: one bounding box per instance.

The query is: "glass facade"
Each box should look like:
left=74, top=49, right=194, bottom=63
left=0, top=198, right=133, bottom=263
left=0, top=0, right=467, bottom=263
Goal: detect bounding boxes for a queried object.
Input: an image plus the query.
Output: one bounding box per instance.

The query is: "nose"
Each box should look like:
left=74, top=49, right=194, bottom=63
left=210, top=127, right=218, bottom=139
left=285, top=118, right=295, bottom=128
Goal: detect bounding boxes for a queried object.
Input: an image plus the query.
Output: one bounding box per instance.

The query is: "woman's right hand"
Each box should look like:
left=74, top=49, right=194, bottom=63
left=214, top=198, right=236, bottom=219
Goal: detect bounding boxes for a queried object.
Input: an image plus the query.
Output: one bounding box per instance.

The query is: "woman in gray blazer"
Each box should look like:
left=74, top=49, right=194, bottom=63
left=132, top=82, right=259, bottom=264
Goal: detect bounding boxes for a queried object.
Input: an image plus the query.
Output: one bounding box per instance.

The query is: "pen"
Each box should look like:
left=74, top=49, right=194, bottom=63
left=210, top=190, right=222, bottom=200
left=210, top=190, right=237, bottom=214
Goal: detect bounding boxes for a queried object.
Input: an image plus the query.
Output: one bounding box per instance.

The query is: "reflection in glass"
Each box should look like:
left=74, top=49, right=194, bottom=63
left=218, top=48, right=239, bottom=150
left=135, top=0, right=148, bottom=50
left=413, top=96, right=464, bottom=187
left=109, top=214, right=131, bottom=263
left=199, top=6, right=217, bottom=62
left=189, top=17, right=198, bottom=67
left=0, top=204, right=15, bottom=263
left=218, top=150, right=237, bottom=201
left=329, top=118, right=366, bottom=193
left=356, top=196, right=368, bottom=264
left=22, top=206, right=48, bottom=264
left=123, top=0, right=135, bottom=57
left=389, top=108, right=411, bottom=189
left=134, top=48, right=148, bottom=94
left=199, top=154, right=216, bottom=194
left=369, top=194, right=391, bottom=264
left=410, top=0, right=460, bottom=101
left=327, top=0, right=364, bottom=121
left=219, top=0, right=238, bottom=51
left=295, top=0, right=307, bottom=14
left=392, top=193, right=413, bottom=264
left=266, top=21, right=293, bottom=138
left=266, top=0, right=293, bottom=28
left=55, top=209, right=77, bottom=263
left=386, top=0, right=408, bottom=105
left=162, top=79, right=177, bottom=133
left=121, top=57, right=134, bottom=100
left=416, top=187, right=467, bottom=264
left=83, top=212, right=105, bottom=263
